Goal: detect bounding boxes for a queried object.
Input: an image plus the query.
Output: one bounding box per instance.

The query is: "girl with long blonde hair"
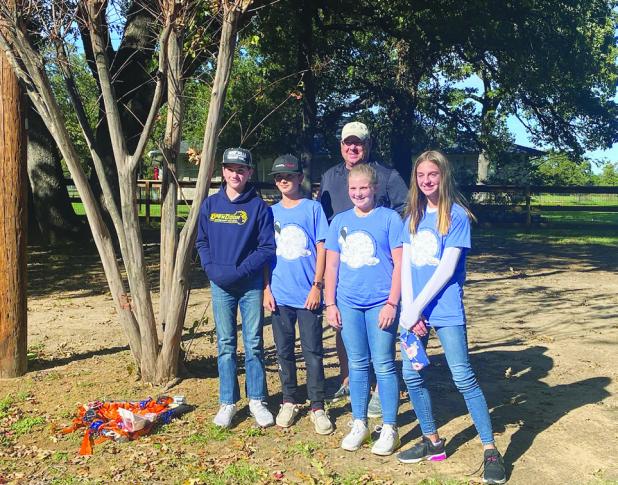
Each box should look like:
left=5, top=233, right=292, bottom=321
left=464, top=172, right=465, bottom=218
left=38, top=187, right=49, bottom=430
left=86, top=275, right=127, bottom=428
left=396, top=151, right=506, bottom=485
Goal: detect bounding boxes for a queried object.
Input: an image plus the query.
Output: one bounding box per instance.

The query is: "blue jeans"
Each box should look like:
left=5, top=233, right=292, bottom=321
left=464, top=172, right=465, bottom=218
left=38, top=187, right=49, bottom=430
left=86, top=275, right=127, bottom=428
left=211, top=275, right=267, bottom=405
left=401, top=324, right=494, bottom=445
left=339, top=303, right=399, bottom=425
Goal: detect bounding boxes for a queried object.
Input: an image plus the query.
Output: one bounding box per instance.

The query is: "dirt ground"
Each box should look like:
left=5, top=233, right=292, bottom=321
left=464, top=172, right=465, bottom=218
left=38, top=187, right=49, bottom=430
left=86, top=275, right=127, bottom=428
left=1, top=230, right=618, bottom=484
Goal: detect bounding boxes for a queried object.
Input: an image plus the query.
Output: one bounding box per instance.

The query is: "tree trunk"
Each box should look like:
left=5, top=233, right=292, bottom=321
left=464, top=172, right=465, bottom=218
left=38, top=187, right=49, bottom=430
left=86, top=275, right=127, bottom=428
left=27, top=106, right=85, bottom=244
left=157, top=4, right=242, bottom=382
left=477, top=149, right=490, bottom=183
left=0, top=43, right=27, bottom=378
left=159, top=24, right=185, bottom=342
left=298, top=0, right=317, bottom=191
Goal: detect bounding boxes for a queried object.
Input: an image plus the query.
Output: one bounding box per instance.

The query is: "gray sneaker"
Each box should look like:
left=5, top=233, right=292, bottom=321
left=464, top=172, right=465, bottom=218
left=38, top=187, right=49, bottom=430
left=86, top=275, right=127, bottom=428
left=310, top=409, right=334, bottom=435
left=371, top=424, right=400, bottom=456
left=249, top=399, right=274, bottom=428
left=213, top=404, right=237, bottom=428
left=341, top=419, right=370, bottom=451
left=275, top=402, right=299, bottom=428
left=367, top=392, right=382, bottom=418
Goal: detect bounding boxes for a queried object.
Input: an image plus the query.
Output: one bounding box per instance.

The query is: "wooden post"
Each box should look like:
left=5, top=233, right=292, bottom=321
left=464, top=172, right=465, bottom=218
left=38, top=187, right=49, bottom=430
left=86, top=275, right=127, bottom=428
left=145, top=180, right=151, bottom=225
left=0, top=34, right=28, bottom=378
left=525, top=186, right=532, bottom=226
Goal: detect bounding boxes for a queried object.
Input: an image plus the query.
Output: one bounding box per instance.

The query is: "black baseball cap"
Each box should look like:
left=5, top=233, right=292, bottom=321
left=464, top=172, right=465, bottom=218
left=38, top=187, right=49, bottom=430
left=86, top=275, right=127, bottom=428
left=222, top=147, right=253, bottom=168
left=269, top=154, right=302, bottom=175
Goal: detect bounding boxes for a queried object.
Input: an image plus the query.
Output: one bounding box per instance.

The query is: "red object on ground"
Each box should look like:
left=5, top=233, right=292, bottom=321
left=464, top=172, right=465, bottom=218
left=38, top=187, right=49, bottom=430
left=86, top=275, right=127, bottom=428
left=61, top=397, right=176, bottom=455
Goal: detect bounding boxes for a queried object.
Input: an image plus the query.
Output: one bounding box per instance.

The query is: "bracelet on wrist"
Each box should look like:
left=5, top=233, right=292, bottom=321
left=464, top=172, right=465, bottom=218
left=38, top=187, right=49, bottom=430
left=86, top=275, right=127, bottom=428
left=385, top=301, right=398, bottom=308
left=325, top=303, right=336, bottom=308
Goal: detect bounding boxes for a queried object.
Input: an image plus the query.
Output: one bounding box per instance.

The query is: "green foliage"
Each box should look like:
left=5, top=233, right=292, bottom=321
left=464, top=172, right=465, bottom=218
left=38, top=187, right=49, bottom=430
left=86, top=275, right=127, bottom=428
left=286, top=440, right=319, bottom=458
left=0, top=395, right=13, bottom=418
left=185, top=424, right=232, bottom=443
left=532, top=152, right=593, bottom=185
left=595, top=161, right=618, bottom=185
left=196, top=462, right=267, bottom=484
left=11, top=416, right=46, bottom=435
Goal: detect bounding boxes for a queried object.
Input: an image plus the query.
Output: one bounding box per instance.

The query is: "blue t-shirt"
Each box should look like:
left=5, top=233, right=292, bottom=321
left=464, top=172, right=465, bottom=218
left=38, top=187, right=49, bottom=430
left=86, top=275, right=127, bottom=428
left=401, top=203, right=471, bottom=326
left=325, top=206, right=403, bottom=309
left=271, top=199, right=329, bottom=308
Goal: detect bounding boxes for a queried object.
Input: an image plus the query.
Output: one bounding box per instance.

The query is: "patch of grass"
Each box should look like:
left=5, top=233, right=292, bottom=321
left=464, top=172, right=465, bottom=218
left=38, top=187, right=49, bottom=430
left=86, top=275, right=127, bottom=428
left=0, top=395, right=14, bottom=417
left=243, top=426, right=264, bottom=438
left=287, top=440, right=319, bottom=458
left=185, top=424, right=232, bottom=444
left=27, top=343, right=45, bottom=361
left=10, top=416, right=46, bottom=435
left=51, top=451, right=69, bottom=462
left=196, top=462, right=267, bottom=485
left=49, top=476, right=82, bottom=485
left=44, top=371, right=63, bottom=381
left=475, top=225, right=618, bottom=247
left=416, top=478, right=472, bottom=485
left=333, top=469, right=369, bottom=485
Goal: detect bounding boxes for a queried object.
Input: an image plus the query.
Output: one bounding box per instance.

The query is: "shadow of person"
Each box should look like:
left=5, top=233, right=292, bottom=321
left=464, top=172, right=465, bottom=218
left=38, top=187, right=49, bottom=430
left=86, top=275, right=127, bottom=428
left=439, top=345, right=611, bottom=479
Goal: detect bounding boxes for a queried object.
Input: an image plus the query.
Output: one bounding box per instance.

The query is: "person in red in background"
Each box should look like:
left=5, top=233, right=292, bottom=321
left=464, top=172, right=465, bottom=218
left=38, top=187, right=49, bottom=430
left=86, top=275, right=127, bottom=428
left=153, top=165, right=160, bottom=181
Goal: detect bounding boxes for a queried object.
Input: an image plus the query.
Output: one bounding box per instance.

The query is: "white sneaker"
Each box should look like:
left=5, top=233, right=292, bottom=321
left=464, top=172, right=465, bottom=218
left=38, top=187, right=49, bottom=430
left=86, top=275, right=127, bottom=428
left=276, top=402, right=299, bottom=428
left=310, top=409, right=334, bottom=435
left=341, top=419, right=369, bottom=451
left=213, top=404, right=237, bottom=428
left=371, top=424, right=400, bottom=456
left=249, top=399, right=274, bottom=427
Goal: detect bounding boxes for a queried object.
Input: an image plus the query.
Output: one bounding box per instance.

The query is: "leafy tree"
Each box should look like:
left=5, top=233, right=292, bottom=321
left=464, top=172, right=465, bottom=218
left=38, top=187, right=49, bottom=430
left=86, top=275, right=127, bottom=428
left=532, top=151, right=593, bottom=186
left=595, top=161, right=618, bottom=185
left=0, top=0, right=252, bottom=384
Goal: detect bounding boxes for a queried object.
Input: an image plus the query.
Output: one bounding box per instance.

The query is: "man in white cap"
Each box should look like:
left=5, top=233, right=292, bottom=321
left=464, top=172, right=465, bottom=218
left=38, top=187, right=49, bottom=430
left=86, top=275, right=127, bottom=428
left=319, top=121, right=408, bottom=222
left=319, top=121, right=408, bottom=410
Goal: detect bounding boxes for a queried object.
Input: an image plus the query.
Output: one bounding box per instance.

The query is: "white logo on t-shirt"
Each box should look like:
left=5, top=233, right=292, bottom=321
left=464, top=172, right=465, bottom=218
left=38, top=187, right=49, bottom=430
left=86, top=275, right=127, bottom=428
left=275, top=222, right=311, bottom=261
left=339, top=226, right=379, bottom=269
left=410, top=229, right=440, bottom=266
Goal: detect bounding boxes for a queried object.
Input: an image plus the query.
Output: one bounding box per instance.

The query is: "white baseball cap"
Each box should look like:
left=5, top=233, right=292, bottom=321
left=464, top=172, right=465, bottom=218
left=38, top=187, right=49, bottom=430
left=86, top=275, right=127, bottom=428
left=341, top=121, right=370, bottom=142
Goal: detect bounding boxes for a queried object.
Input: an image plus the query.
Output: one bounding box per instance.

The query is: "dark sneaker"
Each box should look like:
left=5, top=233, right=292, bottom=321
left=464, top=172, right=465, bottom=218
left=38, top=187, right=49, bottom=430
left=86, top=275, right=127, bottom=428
left=397, top=436, right=447, bottom=463
left=483, top=449, right=506, bottom=484
left=367, top=392, right=382, bottom=418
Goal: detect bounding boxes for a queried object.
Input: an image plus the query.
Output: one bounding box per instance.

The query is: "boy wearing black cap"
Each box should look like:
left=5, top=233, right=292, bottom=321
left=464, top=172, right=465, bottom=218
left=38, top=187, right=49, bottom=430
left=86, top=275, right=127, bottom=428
left=263, top=154, right=334, bottom=435
left=196, top=148, right=276, bottom=429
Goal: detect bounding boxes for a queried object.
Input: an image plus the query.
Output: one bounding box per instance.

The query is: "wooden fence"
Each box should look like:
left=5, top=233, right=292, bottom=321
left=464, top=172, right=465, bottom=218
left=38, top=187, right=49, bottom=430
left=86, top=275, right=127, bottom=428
left=66, top=180, right=618, bottom=225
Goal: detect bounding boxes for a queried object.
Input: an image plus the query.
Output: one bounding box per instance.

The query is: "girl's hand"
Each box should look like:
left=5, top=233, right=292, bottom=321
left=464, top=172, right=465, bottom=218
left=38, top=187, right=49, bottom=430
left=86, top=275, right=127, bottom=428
left=304, top=286, right=321, bottom=311
left=326, top=305, right=342, bottom=330
left=411, top=318, right=428, bottom=337
left=263, top=287, right=276, bottom=312
left=378, top=303, right=397, bottom=329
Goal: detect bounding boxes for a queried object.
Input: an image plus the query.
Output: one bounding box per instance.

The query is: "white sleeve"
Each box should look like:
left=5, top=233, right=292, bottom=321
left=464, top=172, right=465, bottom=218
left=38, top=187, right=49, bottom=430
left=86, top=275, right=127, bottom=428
left=399, top=246, right=462, bottom=330
left=400, top=242, right=414, bottom=326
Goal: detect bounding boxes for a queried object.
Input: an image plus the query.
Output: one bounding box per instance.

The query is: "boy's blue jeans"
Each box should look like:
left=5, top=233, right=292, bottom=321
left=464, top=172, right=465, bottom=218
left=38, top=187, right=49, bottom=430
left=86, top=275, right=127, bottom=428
left=210, top=274, right=267, bottom=405
left=339, top=302, right=399, bottom=425
left=401, top=324, right=494, bottom=445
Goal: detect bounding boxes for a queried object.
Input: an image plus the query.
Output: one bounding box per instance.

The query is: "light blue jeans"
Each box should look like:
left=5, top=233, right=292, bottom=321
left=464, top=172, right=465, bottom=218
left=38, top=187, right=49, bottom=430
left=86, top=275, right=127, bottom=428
left=210, top=275, right=267, bottom=405
left=401, top=324, right=494, bottom=444
left=339, top=302, right=399, bottom=425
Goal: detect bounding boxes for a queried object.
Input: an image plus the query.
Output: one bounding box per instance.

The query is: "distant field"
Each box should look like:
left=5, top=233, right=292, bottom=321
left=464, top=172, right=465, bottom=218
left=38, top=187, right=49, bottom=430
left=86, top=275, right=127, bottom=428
left=531, top=193, right=618, bottom=206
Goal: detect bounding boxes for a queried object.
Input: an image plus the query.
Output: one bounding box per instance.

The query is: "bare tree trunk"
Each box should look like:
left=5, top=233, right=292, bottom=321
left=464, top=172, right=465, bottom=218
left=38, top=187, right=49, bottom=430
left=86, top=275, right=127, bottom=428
left=477, top=149, right=490, bottom=183
left=0, top=41, right=27, bottom=378
left=157, top=4, right=242, bottom=381
left=159, top=24, right=185, bottom=342
left=27, top=107, right=85, bottom=244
